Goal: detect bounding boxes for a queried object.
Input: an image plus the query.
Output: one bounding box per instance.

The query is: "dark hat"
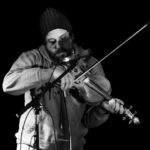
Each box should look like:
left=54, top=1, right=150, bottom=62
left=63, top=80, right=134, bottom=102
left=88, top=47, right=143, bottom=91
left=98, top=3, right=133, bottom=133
left=39, top=8, right=72, bottom=40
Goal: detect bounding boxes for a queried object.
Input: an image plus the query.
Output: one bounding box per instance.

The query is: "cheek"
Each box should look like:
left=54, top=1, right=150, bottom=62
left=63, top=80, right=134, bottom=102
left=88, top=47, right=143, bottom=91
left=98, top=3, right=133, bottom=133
left=46, top=43, right=56, bottom=53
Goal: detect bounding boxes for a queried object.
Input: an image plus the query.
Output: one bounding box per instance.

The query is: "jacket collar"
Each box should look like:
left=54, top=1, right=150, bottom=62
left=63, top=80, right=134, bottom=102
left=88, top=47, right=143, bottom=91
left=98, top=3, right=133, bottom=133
left=38, top=45, right=53, bottom=64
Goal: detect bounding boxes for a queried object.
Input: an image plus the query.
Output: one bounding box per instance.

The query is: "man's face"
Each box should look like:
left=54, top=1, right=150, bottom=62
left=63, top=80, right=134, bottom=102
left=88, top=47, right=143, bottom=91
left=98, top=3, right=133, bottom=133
left=45, top=29, right=73, bottom=63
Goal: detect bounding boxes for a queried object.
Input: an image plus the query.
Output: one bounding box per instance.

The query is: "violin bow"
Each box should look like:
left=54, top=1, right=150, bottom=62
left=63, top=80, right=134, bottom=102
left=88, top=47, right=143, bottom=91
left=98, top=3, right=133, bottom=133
left=75, top=22, right=149, bottom=81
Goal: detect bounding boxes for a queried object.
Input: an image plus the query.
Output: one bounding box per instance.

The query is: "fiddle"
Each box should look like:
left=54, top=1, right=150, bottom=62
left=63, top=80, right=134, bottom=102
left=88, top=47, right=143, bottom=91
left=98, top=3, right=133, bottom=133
left=68, top=60, right=140, bottom=125
left=50, top=53, right=140, bottom=125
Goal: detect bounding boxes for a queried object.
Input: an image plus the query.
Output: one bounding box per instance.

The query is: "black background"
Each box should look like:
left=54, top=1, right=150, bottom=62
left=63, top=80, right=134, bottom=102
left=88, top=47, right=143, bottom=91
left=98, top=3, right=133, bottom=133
left=0, top=1, right=149, bottom=150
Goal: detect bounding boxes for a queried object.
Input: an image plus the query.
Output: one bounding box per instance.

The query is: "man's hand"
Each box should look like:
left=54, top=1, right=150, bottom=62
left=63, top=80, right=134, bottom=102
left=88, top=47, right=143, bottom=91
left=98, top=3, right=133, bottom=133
left=53, top=66, right=74, bottom=91
left=102, top=98, right=125, bottom=114
left=61, top=73, right=74, bottom=91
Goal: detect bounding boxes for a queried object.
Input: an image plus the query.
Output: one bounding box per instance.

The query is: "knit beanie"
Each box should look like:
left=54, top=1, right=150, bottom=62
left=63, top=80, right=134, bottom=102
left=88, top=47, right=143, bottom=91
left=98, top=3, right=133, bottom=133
left=39, top=8, right=73, bottom=40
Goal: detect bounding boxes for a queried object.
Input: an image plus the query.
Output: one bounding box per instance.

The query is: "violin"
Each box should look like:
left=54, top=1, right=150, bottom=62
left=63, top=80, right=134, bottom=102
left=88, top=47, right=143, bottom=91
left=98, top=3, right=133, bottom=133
left=70, top=59, right=140, bottom=125
left=50, top=51, right=139, bottom=125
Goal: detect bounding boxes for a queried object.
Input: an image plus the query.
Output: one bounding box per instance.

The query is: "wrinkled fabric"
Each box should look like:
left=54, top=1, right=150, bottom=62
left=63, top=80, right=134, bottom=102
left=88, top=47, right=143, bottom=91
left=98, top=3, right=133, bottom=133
left=2, top=45, right=111, bottom=150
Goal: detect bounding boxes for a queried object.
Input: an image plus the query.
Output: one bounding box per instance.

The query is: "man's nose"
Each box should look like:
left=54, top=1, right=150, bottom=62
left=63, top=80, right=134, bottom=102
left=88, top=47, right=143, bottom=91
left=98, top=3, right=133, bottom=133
left=55, top=41, right=60, bottom=49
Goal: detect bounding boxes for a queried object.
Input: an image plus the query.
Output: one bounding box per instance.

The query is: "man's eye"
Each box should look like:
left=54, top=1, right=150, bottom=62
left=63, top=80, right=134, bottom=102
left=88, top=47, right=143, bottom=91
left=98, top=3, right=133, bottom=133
left=48, top=39, right=56, bottom=45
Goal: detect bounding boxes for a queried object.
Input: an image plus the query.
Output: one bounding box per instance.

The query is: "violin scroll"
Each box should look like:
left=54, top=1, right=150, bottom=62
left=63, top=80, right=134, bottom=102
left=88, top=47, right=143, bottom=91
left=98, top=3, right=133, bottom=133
left=123, top=105, right=140, bottom=125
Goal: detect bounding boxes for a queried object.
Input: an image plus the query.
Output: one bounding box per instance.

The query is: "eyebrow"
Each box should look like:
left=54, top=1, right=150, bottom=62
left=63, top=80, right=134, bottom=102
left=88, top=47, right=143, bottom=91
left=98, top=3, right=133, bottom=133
left=47, top=38, right=56, bottom=42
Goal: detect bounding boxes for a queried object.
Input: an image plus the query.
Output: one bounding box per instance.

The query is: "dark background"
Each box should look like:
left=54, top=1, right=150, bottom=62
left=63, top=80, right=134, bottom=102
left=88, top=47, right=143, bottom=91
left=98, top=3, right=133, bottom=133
left=0, top=1, right=149, bottom=150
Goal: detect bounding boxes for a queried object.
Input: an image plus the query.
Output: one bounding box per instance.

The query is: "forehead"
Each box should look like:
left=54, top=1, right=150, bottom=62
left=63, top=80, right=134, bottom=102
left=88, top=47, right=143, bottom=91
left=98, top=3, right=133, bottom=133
left=46, top=29, right=69, bottom=40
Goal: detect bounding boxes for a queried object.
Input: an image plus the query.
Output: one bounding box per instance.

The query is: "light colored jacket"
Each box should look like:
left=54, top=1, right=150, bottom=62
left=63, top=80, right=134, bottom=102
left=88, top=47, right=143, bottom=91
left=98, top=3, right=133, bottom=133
left=2, top=45, right=111, bottom=150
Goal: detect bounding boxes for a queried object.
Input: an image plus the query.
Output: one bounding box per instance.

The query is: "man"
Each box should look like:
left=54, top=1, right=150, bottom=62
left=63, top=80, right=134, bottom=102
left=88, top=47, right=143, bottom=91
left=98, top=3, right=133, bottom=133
left=2, top=8, right=124, bottom=150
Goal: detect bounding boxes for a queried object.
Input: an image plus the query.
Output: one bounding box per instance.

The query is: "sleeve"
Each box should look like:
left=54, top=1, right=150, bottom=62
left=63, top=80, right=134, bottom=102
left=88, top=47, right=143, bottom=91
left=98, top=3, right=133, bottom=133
left=86, top=56, right=111, bottom=93
left=2, top=50, right=54, bottom=95
left=80, top=56, right=111, bottom=128
left=79, top=56, right=112, bottom=104
left=81, top=104, right=109, bottom=128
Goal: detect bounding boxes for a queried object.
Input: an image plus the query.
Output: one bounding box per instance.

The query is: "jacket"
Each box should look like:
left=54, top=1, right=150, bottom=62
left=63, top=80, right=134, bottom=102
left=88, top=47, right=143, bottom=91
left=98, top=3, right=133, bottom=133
left=2, top=44, right=111, bottom=150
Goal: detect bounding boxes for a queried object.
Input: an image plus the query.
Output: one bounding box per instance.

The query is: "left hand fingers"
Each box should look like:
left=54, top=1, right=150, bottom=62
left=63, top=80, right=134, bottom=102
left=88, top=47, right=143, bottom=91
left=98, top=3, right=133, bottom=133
left=114, top=98, right=124, bottom=105
left=119, top=105, right=124, bottom=114
left=114, top=102, right=124, bottom=114
left=109, top=98, right=124, bottom=114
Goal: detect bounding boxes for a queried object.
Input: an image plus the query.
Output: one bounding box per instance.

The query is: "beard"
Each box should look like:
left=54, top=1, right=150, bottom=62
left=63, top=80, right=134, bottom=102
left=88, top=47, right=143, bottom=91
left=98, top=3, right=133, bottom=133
left=46, top=39, right=74, bottom=65
left=45, top=48, right=66, bottom=64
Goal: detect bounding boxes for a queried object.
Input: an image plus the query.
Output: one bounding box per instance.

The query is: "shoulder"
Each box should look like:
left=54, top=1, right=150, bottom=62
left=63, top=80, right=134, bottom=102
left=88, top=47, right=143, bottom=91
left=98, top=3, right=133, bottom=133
left=19, top=48, right=40, bottom=58
left=13, top=47, right=44, bottom=68
left=75, top=44, right=105, bottom=75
